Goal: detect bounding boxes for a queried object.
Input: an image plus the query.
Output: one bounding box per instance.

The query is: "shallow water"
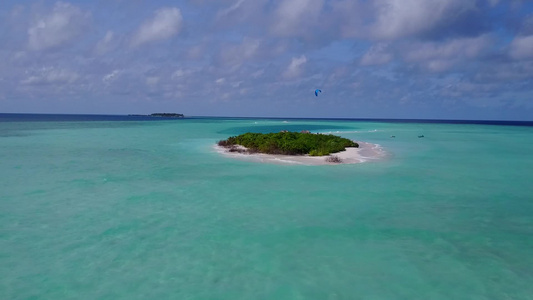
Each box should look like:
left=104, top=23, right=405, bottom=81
left=1, top=115, right=532, bottom=299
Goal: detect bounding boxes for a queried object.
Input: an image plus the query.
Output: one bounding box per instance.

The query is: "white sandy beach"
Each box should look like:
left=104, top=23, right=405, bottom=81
left=215, top=141, right=386, bottom=165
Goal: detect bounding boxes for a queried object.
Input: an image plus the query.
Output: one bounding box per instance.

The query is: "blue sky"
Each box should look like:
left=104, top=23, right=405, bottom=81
left=1, top=0, right=532, bottom=120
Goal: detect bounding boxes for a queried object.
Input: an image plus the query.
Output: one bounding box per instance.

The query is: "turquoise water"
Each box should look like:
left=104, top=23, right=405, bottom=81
left=1, top=117, right=532, bottom=299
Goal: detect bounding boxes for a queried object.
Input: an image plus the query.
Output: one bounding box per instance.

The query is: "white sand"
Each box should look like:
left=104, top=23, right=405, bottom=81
left=214, top=141, right=386, bottom=165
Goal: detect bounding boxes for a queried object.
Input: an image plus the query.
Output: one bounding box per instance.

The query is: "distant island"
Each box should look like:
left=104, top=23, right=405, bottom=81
left=128, top=113, right=184, bottom=118
left=218, top=131, right=358, bottom=157
left=150, top=113, right=184, bottom=117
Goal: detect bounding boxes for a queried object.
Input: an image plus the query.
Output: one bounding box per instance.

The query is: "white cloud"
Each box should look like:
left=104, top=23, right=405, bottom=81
left=95, top=31, right=116, bottom=55
left=360, top=43, right=393, bottom=66
left=187, top=44, right=206, bottom=60
left=332, top=1, right=368, bottom=39
left=252, top=69, right=265, bottom=78
left=509, top=35, right=533, bottom=60
left=216, top=0, right=246, bottom=19
left=425, top=60, right=456, bottom=72
left=404, top=35, right=490, bottom=62
left=146, top=77, right=159, bottom=86
left=28, top=2, right=90, bottom=51
left=219, top=38, right=261, bottom=67
left=400, top=35, right=491, bottom=71
left=172, top=69, right=191, bottom=79
left=283, top=55, right=307, bottom=79
left=370, top=0, right=476, bottom=40
left=521, top=15, right=533, bottom=35
left=131, top=7, right=183, bottom=47
left=22, top=67, right=79, bottom=85
left=103, top=70, right=120, bottom=83
left=214, top=0, right=270, bottom=27
left=271, top=0, right=324, bottom=37
left=474, top=61, right=533, bottom=82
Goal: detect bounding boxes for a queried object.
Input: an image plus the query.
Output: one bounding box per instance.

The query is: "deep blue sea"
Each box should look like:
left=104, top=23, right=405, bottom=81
left=1, top=114, right=532, bottom=299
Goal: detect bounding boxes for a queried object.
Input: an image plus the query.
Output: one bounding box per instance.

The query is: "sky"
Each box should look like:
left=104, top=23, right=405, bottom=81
left=1, top=0, right=532, bottom=120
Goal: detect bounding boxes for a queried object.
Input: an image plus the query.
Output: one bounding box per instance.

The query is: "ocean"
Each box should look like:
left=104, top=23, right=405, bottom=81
left=1, top=114, right=532, bottom=299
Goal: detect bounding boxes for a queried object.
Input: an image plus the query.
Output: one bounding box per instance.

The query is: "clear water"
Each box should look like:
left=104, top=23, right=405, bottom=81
left=1, top=115, right=532, bottom=299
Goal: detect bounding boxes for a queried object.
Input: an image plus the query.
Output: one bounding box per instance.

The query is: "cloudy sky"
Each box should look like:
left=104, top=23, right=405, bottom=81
left=1, top=0, right=532, bottom=120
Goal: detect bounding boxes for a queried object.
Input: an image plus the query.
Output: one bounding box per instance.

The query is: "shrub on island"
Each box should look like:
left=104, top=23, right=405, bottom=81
left=218, top=131, right=358, bottom=156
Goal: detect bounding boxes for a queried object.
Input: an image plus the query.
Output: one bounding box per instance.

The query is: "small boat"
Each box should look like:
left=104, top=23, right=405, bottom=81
left=418, top=135, right=424, bottom=138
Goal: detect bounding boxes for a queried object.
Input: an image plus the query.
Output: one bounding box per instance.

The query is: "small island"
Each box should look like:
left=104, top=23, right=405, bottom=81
left=218, top=131, right=358, bottom=160
left=128, top=113, right=184, bottom=118
left=150, top=113, right=184, bottom=118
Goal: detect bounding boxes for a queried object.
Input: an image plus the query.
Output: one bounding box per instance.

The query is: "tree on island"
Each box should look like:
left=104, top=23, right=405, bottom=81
left=218, top=131, right=358, bottom=156
left=150, top=113, right=184, bottom=117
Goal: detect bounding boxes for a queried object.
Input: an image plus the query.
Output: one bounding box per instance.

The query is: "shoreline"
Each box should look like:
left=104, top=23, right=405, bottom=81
left=214, top=141, right=386, bottom=165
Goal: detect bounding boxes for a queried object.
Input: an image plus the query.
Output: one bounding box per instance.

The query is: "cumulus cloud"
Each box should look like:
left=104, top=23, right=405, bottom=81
left=251, top=69, right=265, bottom=78
left=214, top=0, right=270, bottom=28
left=401, top=35, right=492, bottom=71
left=283, top=55, right=307, bottom=79
left=103, top=70, right=121, bottom=83
left=216, top=0, right=246, bottom=19
left=474, top=61, right=533, bottom=82
left=22, top=67, right=79, bottom=85
left=509, top=35, right=533, bottom=60
left=265, top=0, right=488, bottom=42
left=172, top=69, right=192, bottom=79
left=405, top=35, right=490, bottom=61
left=131, top=7, right=183, bottom=47
left=218, top=38, right=261, bottom=67
left=146, top=76, right=159, bottom=86
left=332, top=1, right=369, bottom=39
left=186, top=44, right=206, bottom=60
left=27, top=2, right=90, bottom=51
left=370, top=0, right=478, bottom=40
left=521, top=15, right=533, bottom=35
left=94, top=31, right=117, bottom=55
left=360, top=43, right=393, bottom=66
left=271, top=0, right=324, bottom=37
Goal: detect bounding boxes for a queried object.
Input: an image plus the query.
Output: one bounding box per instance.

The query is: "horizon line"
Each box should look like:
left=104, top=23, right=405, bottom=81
left=1, top=112, right=533, bottom=123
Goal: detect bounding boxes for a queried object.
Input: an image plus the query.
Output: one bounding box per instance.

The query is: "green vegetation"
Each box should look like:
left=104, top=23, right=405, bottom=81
left=150, top=113, right=184, bottom=117
left=218, top=131, right=358, bottom=156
